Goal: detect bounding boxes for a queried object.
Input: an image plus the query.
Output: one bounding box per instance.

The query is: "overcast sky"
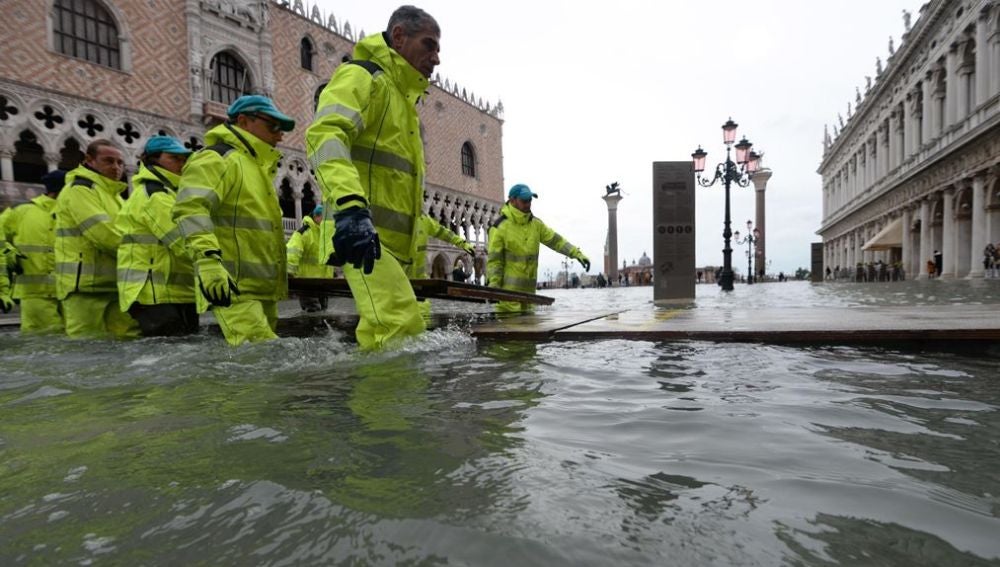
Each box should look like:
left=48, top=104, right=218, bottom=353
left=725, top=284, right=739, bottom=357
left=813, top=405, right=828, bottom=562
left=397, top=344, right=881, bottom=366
left=312, top=0, right=927, bottom=279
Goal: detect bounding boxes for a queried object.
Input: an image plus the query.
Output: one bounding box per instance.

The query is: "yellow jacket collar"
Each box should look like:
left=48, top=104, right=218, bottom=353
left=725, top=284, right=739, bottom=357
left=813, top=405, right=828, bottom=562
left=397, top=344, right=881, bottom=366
left=68, top=165, right=127, bottom=195
left=501, top=202, right=532, bottom=224
left=134, top=163, right=181, bottom=192
left=355, top=32, right=430, bottom=102
left=205, top=123, right=282, bottom=171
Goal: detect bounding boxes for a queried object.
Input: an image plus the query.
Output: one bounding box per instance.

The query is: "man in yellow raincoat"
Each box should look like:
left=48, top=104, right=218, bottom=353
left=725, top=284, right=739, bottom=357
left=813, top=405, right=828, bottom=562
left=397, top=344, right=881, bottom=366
left=116, top=136, right=197, bottom=336
left=487, top=184, right=590, bottom=313
left=286, top=204, right=334, bottom=312
left=307, top=5, right=440, bottom=350
left=1, top=170, right=65, bottom=333
left=173, top=95, right=294, bottom=346
left=55, top=140, right=140, bottom=339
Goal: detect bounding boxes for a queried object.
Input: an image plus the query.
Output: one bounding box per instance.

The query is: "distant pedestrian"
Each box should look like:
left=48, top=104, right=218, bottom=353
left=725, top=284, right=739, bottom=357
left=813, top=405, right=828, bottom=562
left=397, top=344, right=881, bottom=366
left=933, top=250, right=942, bottom=277
left=926, top=259, right=936, bottom=278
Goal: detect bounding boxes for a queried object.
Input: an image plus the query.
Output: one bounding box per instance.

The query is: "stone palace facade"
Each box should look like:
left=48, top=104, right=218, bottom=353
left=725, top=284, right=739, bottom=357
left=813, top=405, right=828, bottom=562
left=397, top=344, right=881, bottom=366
left=818, top=0, right=1000, bottom=279
left=0, top=0, right=504, bottom=279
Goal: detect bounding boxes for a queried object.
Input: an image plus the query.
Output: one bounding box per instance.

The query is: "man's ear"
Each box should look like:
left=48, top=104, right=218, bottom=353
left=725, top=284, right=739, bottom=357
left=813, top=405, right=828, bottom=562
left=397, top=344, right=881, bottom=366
left=389, top=25, right=404, bottom=49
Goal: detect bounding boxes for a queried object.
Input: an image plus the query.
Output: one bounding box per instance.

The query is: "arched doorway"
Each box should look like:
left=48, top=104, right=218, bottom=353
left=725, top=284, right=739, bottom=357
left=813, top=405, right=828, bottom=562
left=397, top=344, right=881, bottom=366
left=431, top=253, right=448, bottom=279
left=278, top=178, right=296, bottom=219
left=301, top=182, right=317, bottom=216
left=13, top=130, right=47, bottom=182
left=58, top=137, right=84, bottom=171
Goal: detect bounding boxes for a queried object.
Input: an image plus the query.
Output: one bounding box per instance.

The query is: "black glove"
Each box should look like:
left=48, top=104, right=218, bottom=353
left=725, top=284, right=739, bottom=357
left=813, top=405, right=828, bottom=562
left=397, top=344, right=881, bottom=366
left=577, top=257, right=590, bottom=272
left=11, top=253, right=26, bottom=275
left=331, top=208, right=381, bottom=274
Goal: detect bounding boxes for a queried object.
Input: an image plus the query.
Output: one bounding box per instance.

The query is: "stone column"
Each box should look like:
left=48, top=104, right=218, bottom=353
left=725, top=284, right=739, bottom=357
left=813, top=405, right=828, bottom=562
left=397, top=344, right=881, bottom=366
left=918, top=198, right=931, bottom=279
left=750, top=168, right=771, bottom=278
left=869, top=139, right=877, bottom=187
left=957, top=67, right=972, bottom=122
left=945, top=43, right=959, bottom=128
left=977, top=10, right=990, bottom=106
left=293, top=186, right=303, bottom=224
left=44, top=153, right=60, bottom=172
left=903, top=94, right=913, bottom=158
left=941, top=187, right=957, bottom=278
left=992, top=24, right=1000, bottom=96
left=922, top=74, right=934, bottom=144
left=900, top=207, right=911, bottom=278
left=967, top=174, right=987, bottom=278
left=602, top=192, right=623, bottom=285
left=0, top=149, right=13, bottom=181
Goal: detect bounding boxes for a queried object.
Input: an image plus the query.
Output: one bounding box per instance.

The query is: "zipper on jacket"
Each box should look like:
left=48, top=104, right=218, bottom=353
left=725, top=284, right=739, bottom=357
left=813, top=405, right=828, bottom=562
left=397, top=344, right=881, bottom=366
left=148, top=264, right=156, bottom=304
left=74, top=253, right=82, bottom=292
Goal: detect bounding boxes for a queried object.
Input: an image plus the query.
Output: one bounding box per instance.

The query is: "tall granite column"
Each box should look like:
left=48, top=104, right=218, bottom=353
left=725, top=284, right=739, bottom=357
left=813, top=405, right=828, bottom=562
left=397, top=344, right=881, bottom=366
left=603, top=192, right=623, bottom=285
left=967, top=174, right=986, bottom=278
left=750, top=168, right=772, bottom=278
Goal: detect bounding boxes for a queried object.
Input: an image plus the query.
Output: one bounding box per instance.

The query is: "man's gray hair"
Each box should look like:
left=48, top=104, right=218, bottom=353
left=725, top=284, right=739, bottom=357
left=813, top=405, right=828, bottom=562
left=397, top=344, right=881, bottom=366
left=386, top=5, right=439, bottom=36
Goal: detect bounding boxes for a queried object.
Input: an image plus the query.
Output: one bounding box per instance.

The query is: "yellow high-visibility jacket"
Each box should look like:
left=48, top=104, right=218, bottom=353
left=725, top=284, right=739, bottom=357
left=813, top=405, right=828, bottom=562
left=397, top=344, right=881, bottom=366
left=286, top=216, right=334, bottom=278
left=116, top=164, right=195, bottom=310
left=307, top=31, right=429, bottom=270
left=54, top=166, right=126, bottom=299
left=411, top=214, right=468, bottom=279
left=172, top=123, right=287, bottom=307
left=487, top=203, right=583, bottom=293
left=1, top=194, right=57, bottom=299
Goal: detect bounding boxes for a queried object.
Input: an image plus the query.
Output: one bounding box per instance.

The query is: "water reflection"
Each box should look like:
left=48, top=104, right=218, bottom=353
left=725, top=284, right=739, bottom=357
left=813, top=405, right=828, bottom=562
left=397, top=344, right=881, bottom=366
left=3, top=283, right=1000, bottom=564
left=777, top=513, right=998, bottom=566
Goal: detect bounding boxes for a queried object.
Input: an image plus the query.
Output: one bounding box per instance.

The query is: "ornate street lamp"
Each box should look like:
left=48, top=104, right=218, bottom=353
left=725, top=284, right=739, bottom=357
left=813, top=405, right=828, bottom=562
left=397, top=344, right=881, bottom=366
left=734, top=219, right=760, bottom=284
left=691, top=118, right=761, bottom=291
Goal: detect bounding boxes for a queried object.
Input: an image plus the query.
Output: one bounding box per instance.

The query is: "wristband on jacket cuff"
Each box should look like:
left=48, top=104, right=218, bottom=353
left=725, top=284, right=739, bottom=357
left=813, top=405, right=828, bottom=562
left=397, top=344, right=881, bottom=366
left=335, top=195, right=368, bottom=209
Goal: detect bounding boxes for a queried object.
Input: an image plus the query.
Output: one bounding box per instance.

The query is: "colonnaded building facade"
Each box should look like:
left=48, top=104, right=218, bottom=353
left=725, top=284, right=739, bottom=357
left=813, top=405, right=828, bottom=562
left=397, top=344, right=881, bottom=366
left=818, top=0, right=1000, bottom=279
left=0, top=0, right=504, bottom=279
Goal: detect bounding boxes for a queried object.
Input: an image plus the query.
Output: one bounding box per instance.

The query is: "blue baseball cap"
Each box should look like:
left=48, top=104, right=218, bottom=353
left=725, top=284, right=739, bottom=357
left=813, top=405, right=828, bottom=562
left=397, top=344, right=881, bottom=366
left=508, top=183, right=538, bottom=200
left=41, top=169, right=67, bottom=194
left=311, top=204, right=324, bottom=216
left=143, top=135, right=192, bottom=156
left=227, top=95, right=295, bottom=132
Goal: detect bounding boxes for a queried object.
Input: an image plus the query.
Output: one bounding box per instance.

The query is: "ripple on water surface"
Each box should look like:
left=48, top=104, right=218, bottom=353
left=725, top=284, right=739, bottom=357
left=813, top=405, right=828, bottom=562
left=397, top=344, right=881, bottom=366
left=1, top=284, right=1000, bottom=564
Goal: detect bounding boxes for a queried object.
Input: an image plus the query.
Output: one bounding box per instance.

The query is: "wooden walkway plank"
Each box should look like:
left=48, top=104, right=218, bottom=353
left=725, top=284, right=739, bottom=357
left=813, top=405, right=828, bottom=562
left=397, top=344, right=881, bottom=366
left=471, top=304, right=1000, bottom=344
left=288, top=277, right=553, bottom=305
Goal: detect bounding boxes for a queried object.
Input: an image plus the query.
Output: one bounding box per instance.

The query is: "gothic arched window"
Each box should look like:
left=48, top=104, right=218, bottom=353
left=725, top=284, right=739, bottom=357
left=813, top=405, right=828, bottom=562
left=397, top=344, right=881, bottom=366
left=52, top=0, right=121, bottom=69
left=210, top=51, right=251, bottom=105
left=300, top=37, right=315, bottom=71
left=461, top=141, right=476, bottom=177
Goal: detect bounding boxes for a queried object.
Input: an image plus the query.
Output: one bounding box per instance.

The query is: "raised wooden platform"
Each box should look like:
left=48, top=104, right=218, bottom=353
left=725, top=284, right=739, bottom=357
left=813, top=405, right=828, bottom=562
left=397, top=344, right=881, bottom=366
left=470, top=304, right=1000, bottom=344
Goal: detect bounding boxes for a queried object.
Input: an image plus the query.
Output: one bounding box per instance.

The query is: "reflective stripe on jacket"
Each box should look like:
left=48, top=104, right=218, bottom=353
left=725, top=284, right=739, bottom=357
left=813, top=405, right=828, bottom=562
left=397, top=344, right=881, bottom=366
left=286, top=216, right=333, bottom=278
left=116, top=164, right=195, bottom=309
left=172, top=123, right=287, bottom=301
left=1, top=194, right=57, bottom=299
left=486, top=203, right=581, bottom=293
left=54, top=166, right=126, bottom=298
left=306, top=32, right=429, bottom=268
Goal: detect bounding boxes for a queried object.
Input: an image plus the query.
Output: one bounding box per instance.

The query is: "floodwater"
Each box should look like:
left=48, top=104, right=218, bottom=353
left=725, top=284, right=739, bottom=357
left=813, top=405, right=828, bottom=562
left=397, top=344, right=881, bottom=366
left=2, top=280, right=1000, bottom=566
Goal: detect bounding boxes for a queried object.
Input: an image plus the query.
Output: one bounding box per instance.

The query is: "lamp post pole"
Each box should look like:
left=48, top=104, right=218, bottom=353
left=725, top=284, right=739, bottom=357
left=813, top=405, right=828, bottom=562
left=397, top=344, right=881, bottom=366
left=691, top=118, right=763, bottom=292
left=734, top=220, right=759, bottom=284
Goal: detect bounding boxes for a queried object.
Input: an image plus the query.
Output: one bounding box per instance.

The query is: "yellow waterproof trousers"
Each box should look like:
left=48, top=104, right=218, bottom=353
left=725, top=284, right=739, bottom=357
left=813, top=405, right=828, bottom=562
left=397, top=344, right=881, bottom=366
left=212, top=300, right=278, bottom=346
left=494, top=300, right=534, bottom=314
left=19, top=298, right=64, bottom=335
left=62, top=293, right=140, bottom=339
left=344, top=254, right=425, bottom=350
